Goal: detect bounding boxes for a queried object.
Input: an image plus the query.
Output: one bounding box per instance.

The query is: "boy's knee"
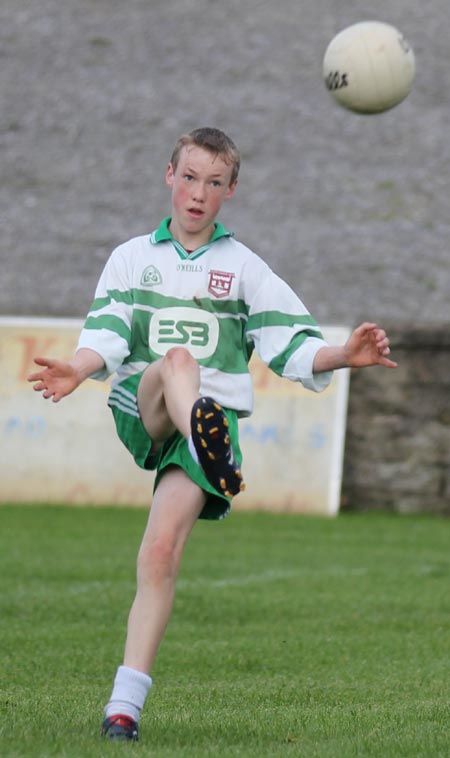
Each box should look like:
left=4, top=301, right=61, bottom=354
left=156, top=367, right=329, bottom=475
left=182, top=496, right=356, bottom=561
left=161, top=347, right=198, bottom=377
left=137, top=534, right=180, bottom=583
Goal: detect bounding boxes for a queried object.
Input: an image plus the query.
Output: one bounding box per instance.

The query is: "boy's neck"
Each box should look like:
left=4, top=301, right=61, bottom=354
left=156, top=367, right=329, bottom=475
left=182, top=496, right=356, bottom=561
left=168, top=219, right=215, bottom=252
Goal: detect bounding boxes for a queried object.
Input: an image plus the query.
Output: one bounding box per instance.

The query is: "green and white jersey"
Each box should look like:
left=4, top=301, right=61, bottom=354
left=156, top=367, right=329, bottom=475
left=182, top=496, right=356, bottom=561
left=77, top=217, right=332, bottom=416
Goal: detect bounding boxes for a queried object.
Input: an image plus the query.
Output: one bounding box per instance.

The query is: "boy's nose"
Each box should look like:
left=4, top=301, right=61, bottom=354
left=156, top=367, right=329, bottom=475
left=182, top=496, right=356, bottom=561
left=192, top=182, right=206, bottom=202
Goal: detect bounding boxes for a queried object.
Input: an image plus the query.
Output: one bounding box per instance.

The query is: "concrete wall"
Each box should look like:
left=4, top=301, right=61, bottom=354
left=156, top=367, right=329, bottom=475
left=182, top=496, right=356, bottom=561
left=0, top=318, right=350, bottom=516
left=342, top=325, right=450, bottom=515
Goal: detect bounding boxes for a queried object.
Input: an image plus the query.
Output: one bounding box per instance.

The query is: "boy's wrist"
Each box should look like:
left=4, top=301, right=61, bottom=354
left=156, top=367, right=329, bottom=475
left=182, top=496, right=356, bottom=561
left=71, top=348, right=105, bottom=382
left=313, top=345, right=348, bottom=373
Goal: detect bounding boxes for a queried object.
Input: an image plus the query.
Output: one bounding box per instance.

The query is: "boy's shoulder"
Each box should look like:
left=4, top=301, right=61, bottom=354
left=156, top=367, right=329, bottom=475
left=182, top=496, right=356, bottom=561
left=220, top=236, right=270, bottom=278
left=113, top=233, right=152, bottom=252
left=107, top=234, right=155, bottom=265
left=218, top=234, right=270, bottom=272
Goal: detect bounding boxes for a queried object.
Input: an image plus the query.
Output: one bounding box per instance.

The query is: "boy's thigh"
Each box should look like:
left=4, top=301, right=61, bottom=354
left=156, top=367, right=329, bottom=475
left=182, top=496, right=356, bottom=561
left=109, top=369, right=165, bottom=469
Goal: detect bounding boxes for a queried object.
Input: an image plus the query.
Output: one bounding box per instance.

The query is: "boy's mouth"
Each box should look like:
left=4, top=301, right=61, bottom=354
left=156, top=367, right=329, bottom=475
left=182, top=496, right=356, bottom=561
left=188, top=207, right=204, bottom=218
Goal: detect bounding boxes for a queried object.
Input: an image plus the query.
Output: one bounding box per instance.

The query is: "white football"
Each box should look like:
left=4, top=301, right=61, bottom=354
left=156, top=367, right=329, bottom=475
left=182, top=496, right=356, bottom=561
left=323, top=21, right=415, bottom=114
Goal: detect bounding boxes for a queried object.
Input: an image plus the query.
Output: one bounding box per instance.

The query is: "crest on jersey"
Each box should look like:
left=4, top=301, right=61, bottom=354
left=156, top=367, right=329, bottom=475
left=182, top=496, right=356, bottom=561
left=208, top=269, right=235, bottom=298
left=141, top=265, right=162, bottom=287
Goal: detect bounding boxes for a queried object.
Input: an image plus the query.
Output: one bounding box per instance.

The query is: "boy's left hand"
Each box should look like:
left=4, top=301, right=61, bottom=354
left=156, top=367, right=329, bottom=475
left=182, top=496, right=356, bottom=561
left=345, top=322, right=398, bottom=369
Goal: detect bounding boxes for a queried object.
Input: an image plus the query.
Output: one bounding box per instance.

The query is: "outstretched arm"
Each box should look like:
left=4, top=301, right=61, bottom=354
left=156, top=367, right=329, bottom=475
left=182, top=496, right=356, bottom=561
left=313, top=322, right=397, bottom=373
left=27, top=348, right=105, bottom=402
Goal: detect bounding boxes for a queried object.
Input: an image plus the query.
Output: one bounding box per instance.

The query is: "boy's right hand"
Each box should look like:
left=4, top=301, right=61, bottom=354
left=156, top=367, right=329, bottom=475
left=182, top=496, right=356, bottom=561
left=27, top=357, right=82, bottom=402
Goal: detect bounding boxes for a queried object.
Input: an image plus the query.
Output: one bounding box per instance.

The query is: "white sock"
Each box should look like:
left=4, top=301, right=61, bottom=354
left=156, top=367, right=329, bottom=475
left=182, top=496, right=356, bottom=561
left=188, top=434, right=199, bottom=464
left=104, top=665, right=153, bottom=722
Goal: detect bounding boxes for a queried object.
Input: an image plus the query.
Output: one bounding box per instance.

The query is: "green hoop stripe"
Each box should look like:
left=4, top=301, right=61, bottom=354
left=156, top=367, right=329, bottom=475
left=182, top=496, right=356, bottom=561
left=269, top=331, right=315, bottom=376
left=246, top=311, right=321, bottom=332
left=89, top=288, right=249, bottom=318
left=83, top=314, right=131, bottom=344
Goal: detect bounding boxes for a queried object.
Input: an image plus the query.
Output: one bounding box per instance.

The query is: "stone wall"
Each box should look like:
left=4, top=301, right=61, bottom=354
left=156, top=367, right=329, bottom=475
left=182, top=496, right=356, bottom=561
left=342, top=326, right=450, bottom=515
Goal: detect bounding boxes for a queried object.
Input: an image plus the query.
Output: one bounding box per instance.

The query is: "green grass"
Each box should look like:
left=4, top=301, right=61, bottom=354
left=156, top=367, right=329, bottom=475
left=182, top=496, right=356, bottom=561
left=0, top=505, right=449, bottom=757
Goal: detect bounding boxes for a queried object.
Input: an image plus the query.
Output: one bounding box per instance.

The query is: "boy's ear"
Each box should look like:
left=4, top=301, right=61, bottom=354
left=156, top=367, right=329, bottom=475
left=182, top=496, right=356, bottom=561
left=166, top=163, right=174, bottom=187
left=225, top=179, right=238, bottom=200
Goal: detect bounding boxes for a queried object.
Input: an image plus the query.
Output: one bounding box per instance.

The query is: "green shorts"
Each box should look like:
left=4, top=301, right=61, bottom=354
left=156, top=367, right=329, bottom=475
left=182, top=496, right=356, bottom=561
left=108, top=372, right=243, bottom=520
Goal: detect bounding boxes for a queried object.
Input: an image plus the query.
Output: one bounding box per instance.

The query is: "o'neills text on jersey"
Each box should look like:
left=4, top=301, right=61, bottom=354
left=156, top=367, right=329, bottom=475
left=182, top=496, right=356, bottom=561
left=176, top=263, right=204, bottom=273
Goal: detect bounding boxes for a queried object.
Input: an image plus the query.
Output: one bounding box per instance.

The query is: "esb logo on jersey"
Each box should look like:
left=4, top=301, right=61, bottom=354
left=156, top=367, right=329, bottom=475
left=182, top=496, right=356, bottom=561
left=149, top=307, right=219, bottom=359
left=208, top=269, right=235, bottom=298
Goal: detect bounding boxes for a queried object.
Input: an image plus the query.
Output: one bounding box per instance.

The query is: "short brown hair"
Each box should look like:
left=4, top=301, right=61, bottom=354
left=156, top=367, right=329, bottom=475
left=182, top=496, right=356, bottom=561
left=170, top=127, right=240, bottom=185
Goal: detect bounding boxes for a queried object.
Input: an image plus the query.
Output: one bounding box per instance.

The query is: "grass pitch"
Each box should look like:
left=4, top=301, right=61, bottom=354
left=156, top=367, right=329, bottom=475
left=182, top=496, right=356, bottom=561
left=0, top=505, right=449, bottom=757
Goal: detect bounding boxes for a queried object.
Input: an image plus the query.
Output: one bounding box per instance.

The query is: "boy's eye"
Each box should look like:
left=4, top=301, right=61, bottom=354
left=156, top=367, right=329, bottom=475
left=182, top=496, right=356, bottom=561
left=184, top=174, right=194, bottom=181
left=211, top=180, right=221, bottom=187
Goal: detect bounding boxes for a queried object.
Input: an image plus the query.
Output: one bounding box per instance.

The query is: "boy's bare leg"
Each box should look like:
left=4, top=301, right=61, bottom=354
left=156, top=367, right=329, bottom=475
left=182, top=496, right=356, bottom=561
left=103, top=468, right=205, bottom=735
left=137, top=347, right=201, bottom=445
left=136, top=346, right=244, bottom=498
left=123, top=466, right=206, bottom=673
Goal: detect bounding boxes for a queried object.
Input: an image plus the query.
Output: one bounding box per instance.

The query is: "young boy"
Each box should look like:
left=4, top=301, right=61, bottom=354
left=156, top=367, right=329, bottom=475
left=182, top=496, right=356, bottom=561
left=28, top=127, right=396, bottom=742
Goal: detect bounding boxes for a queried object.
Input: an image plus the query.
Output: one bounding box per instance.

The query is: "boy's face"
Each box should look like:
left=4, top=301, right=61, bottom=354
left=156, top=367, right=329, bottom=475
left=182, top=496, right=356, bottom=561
left=166, top=145, right=237, bottom=246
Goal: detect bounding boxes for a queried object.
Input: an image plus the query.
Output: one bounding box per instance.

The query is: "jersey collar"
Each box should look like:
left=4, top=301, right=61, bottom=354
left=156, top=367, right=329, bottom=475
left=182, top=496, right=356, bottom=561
left=150, top=216, right=233, bottom=260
